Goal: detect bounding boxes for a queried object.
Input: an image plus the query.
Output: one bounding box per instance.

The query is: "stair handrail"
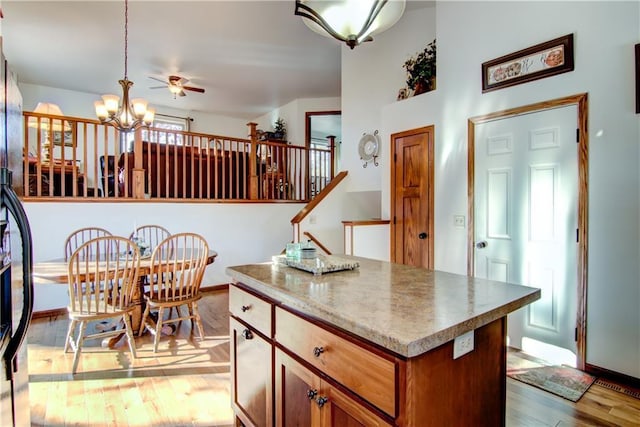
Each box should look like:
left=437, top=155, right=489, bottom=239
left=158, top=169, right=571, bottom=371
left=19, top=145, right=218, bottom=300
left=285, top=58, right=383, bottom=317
left=290, top=170, right=348, bottom=224
left=302, top=231, right=331, bottom=255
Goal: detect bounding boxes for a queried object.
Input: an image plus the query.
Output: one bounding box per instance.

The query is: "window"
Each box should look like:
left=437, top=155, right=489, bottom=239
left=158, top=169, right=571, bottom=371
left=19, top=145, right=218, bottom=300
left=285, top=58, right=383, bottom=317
left=124, top=116, right=190, bottom=149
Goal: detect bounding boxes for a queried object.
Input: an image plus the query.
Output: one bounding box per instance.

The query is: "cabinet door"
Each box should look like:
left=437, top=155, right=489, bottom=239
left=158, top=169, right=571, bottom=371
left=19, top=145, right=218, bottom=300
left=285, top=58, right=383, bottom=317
left=230, top=317, right=273, bottom=427
left=319, top=384, right=392, bottom=427
left=275, top=349, right=321, bottom=427
left=275, top=349, right=391, bottom=427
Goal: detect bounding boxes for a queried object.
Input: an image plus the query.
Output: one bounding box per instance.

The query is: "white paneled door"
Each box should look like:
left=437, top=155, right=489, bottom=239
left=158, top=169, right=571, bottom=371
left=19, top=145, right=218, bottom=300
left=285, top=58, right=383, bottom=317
left=474, top=105, right=578, bottom=359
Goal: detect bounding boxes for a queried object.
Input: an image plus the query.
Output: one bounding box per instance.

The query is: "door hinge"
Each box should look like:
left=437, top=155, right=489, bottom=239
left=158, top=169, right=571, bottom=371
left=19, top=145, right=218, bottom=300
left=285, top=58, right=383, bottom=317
left=394, top=153, right=397, bottom=163
left=576, top=128, right=579, bottom=143
left=393, top=216, right=397, bottom=225
left=576, top=228, right=579, bottom=243
left=575, top=327, right=578, bottom=342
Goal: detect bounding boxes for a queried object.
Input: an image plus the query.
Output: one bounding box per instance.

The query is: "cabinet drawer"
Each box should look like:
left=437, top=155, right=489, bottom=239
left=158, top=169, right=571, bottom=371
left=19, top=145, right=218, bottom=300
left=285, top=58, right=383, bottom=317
left=229, top=285, right=272, bottom=337
left=275, top=307, right=396, bottom=417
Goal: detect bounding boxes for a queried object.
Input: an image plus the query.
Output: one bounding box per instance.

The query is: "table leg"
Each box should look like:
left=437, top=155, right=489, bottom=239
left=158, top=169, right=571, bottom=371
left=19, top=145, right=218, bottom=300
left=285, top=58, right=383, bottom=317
left=106, top=276, right=147, bottom=347
left=130, top=276, right=146, bottom=334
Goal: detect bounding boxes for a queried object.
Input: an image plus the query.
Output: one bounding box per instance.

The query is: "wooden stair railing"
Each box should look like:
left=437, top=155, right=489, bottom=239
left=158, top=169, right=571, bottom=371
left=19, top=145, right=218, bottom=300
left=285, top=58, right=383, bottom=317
left=22, top=111, right=335, bottom=203
left=302, top=231, right=331, bottom=255
left=290, top=170, right=348, bottom=245
left=291, top=170, right=348, bottom=225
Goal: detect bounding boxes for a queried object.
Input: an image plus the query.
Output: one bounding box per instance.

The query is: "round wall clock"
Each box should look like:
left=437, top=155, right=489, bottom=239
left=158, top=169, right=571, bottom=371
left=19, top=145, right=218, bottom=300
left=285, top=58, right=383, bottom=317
left=358, top=130, right=380, bottom=167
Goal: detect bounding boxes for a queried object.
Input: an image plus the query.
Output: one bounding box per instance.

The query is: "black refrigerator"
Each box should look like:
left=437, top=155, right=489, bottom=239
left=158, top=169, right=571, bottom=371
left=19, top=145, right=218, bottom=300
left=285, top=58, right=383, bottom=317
left=0, top=169, right=33, bottom=426
left=0, top=46, right=33, bottom=426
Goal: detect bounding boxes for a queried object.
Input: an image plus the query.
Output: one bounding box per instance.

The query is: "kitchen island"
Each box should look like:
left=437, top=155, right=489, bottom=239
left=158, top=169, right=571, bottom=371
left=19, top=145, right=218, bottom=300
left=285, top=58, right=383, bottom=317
left=226, top=256, right=540, bottom=427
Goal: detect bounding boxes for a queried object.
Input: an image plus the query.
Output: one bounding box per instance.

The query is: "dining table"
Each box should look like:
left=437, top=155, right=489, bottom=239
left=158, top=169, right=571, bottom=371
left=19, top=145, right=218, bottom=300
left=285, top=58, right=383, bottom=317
left=32, top=249, right=218, bottom=336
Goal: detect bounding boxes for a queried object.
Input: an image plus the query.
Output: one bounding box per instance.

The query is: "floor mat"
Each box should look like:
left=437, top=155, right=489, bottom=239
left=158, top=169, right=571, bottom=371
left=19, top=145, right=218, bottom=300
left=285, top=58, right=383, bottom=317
left=507, top=351, right=596, bottom=402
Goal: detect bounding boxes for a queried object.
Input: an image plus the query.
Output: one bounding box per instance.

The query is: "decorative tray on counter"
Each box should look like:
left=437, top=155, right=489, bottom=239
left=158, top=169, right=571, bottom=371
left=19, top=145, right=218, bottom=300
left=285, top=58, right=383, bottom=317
left=272, top=254, right=359, bottom=275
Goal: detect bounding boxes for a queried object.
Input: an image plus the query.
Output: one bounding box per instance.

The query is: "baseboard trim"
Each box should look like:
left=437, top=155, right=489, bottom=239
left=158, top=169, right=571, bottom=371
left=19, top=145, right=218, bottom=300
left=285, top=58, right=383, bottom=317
left=31, top=307, right=68, bottom=320
left=200, top=283, right=229, bottom=293
left=31, top=283, right=230, bottom=319
left=585, top=362, right=640, bottom=389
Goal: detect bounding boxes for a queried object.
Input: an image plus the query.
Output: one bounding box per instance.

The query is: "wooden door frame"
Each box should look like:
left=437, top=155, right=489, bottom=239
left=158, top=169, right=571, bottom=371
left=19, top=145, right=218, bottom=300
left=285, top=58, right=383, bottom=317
left=304, top=110, right=341, bottom=149
left=467, top=93, right=588, bottom=370
left=390, top=126, right=435, bottom=267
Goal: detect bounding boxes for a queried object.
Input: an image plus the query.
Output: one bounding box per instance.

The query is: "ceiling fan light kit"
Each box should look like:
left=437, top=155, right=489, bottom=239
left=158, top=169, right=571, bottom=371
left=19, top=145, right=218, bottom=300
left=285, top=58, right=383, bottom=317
left=95, top=0, right=154, bottom=132
left=149, top=75, right=205, bottom=99
left=294, top=0, right=406, bottom=49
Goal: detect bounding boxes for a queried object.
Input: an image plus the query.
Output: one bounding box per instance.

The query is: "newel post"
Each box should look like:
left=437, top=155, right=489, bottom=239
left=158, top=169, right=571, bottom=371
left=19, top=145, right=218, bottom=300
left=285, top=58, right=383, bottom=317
left=132, top=128, right=145, bottom=199
left=247, top=122, right=259, bottom=200
left=327, top=135, right=336, bottom=179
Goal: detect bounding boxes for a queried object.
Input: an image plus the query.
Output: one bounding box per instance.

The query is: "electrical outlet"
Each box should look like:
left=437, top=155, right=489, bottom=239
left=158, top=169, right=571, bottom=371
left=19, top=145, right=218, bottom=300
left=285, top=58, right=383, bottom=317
left=453, top=215, right=465, bottom=228
left=453, top=330, right=474, bottom=359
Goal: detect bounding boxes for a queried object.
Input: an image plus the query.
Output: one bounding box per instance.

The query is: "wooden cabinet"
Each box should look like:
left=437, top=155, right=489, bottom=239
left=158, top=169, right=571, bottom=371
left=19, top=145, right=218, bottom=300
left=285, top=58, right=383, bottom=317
left=229, top=287, right=274, bottom=427
left=229, top=282, right=508, bottom=426
left=275, top=307, right=396, bottom=417
left=275, top=349, right=391, bottom=427
left=229, top=285, right=272, bottom=337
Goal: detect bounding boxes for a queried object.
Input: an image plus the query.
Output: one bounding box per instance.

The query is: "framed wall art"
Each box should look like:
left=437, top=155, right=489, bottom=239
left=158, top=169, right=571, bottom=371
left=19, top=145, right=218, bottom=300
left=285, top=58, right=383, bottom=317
left=482, top=34, right=574, bottom=93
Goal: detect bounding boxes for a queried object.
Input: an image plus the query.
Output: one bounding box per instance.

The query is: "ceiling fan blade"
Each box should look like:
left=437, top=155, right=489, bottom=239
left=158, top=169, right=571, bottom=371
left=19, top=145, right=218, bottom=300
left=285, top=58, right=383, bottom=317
left=149, top=76, right=168, bottom=84
left=168, top=75, right=189, bottom=85
left=183, top=86, right=205, bottom=93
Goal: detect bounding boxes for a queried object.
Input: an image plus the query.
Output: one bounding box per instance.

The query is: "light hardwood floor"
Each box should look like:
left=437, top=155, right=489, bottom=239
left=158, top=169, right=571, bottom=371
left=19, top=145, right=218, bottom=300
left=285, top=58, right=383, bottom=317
left=27, top=290, right=640, bottom=426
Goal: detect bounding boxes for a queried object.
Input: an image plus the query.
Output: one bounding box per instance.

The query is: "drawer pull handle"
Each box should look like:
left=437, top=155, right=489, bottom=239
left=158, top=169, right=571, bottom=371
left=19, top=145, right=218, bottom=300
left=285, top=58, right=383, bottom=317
left=241, top=305, right=251, bottom=312
left=313, top=346, right=324, bottom=357
left=316, top=396, right=328, bottom=408
left=241, top=329, right=253, bottom=340
left=306, top=389, right=318, bottom=400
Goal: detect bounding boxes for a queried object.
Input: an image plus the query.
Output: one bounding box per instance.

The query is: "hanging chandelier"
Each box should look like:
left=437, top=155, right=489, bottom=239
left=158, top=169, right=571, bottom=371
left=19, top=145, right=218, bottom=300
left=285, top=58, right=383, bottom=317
left=294, top=0, right=406, bottom=50
left=94, top=0, right=154, bottom=132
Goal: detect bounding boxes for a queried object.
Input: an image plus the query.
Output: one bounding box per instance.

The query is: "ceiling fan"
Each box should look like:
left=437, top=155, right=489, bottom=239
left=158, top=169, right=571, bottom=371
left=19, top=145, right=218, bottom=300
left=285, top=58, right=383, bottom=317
left=149, top=75, right=205, bottom=98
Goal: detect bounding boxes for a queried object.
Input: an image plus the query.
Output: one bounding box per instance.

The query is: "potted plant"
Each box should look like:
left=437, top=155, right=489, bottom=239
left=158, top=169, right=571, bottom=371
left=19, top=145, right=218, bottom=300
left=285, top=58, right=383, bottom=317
left=273, top=117, right=287, bottom=141
left=403, top=39, right=436, bottom=95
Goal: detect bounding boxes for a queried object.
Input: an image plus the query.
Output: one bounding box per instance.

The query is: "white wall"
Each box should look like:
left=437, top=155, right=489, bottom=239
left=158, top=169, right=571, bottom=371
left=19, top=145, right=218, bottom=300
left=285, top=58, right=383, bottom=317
left=252, top=97, right=341, bottom=146
left=342, top=5, right=437, bottom=194
left=26, top=202, right=302, bottom=311
left=298, top=174, right=382, bottom=255
left=343, top=1, right=639, bottom=378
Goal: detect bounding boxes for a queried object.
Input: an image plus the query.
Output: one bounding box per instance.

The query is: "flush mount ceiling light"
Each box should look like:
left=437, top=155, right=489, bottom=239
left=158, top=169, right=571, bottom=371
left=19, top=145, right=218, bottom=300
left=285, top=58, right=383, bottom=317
left=294, top=0, right=406, bottom=49
left=94, top=0, right=154, bottom=132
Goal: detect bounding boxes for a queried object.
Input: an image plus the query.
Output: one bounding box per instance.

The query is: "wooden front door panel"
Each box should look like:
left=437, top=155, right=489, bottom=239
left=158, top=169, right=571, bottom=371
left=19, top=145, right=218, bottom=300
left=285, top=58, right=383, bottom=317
left=391, top=127, right=434, bottom=269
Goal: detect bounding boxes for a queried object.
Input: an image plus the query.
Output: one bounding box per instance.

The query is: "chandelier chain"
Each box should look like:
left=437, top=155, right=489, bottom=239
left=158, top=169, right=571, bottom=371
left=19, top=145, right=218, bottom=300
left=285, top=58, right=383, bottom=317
left=124, top=0, right=128, bottom=80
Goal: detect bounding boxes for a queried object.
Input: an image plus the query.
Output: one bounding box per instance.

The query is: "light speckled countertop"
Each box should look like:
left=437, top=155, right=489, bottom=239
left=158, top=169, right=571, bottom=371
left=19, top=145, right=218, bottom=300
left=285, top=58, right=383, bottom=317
left=226, top=256, right=540, bottom=358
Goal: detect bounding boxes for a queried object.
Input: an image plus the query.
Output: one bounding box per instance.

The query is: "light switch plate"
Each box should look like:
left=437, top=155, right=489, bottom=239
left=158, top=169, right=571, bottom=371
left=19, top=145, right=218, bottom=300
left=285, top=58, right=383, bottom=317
left=453, top=215, right=465, bottom=228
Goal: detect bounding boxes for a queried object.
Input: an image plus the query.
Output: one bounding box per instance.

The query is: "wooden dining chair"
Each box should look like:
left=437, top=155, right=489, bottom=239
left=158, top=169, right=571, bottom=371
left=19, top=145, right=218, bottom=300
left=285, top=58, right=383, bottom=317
left=138, top=232, right=209, bottom=352
left=64, top=227, right=112, bottom=261
left=128, top=224, right=171, bottom=255
left=65, top=236, right=140, bottom=374
left=129, top=225, right=173, bottom=304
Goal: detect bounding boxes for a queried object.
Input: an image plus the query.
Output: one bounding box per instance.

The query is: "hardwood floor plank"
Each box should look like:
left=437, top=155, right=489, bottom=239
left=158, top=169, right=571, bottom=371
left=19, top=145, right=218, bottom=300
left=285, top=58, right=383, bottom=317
left=26, top=291, right=637, bottom=427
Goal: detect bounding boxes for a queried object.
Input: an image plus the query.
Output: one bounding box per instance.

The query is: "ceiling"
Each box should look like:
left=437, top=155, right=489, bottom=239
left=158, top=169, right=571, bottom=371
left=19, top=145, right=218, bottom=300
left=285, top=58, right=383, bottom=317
left=1, top=1, right=344, bottom=120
